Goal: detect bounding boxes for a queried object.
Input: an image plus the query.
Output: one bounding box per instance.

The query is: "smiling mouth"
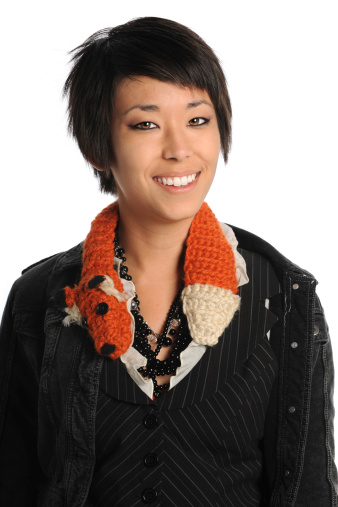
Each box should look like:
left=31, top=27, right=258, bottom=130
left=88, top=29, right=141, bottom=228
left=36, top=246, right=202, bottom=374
left=153, top=172, right=199, bottom=187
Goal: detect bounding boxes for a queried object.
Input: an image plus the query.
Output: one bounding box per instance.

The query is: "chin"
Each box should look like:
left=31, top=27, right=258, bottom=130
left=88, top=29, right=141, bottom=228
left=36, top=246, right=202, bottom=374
left=153, top=197, right=206, bottom=225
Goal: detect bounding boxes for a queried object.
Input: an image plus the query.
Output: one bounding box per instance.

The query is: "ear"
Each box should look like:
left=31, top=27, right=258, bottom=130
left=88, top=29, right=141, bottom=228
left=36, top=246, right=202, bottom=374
left=64, top=285, right=76, bottom=307
left=88, top=275, right=106, bottom=289
left=87, top=158, right=105, bottom=172
left=99, top=275, right=127, bottom=302
left=63, top=286, right=83, bottom=326
left=63, top=302, right=83, bottom=327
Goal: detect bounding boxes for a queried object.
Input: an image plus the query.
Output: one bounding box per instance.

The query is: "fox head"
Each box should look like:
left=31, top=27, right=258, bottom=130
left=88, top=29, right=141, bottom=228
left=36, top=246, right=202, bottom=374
left=63, top=273, right=132, bottom=359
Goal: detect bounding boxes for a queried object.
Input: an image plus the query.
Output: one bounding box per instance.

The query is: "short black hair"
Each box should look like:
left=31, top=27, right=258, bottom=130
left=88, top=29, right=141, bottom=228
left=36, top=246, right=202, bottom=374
left=63, top=17, right=232, bottom=195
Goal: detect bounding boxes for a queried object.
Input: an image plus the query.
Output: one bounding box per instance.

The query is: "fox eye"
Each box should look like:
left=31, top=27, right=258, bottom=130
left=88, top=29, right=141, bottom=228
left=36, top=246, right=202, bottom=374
left=188, top=117, right=209, bottom=126
left=96, top=302, right=109, bottom=315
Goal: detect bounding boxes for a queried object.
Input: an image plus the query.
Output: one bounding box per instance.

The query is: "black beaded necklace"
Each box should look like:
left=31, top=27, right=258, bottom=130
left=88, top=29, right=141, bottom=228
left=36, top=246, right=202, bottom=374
left=113, top=230, right=191, bottom=398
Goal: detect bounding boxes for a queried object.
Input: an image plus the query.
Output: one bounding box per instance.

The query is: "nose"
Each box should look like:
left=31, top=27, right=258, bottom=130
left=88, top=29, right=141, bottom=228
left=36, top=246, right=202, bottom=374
left=162, top=127, right=193, bottom=162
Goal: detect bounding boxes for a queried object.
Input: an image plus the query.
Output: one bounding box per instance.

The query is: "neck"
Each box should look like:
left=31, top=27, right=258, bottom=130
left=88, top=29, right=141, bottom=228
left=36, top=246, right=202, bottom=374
left=117, top=203, right=194, bottom=281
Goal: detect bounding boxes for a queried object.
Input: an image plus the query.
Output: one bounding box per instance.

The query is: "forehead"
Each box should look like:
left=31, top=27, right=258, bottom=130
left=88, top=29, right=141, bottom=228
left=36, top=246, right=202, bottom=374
left=113, top=76, right=213, bottom=113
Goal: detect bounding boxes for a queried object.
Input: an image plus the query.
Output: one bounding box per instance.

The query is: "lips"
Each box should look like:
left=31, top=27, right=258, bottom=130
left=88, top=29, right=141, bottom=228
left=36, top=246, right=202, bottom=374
left=154, top=173, right=198, bottom=187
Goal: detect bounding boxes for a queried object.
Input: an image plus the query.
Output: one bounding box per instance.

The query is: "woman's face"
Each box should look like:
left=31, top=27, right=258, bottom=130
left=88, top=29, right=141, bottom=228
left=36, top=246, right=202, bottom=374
left=110, top=76, right=221, bottom=226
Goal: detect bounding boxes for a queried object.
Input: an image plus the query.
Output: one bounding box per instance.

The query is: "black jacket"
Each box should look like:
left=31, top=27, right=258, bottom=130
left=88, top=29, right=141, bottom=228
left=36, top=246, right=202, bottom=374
left=0, top=226, right=337, bottom=506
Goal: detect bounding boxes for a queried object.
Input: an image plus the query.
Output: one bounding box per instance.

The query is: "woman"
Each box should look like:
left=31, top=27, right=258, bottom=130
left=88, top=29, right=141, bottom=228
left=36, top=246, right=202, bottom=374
left=0, top=16, right=336, bottom=507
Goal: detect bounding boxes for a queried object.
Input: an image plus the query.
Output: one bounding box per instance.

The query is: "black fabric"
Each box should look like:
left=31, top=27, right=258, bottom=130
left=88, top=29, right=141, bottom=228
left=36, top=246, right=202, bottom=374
left=88, top=250, right=280, bottom=506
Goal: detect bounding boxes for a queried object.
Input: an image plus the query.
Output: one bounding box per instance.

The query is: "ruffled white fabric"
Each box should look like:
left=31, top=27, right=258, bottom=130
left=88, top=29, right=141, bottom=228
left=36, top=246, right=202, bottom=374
left=219, top=222, right=249, bottom=288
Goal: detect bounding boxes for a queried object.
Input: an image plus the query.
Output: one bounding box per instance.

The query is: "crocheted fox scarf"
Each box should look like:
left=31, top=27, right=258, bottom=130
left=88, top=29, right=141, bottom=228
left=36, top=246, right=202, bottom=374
left=62, top=201, right=240, bottom=360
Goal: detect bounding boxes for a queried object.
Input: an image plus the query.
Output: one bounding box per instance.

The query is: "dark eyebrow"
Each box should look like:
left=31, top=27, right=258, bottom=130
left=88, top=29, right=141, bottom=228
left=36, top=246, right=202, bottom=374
left=123, top=99, right=212, bottom=116
left=187, top=99, right=213, bottom=109
left=123, top=104, right=159, bottom=115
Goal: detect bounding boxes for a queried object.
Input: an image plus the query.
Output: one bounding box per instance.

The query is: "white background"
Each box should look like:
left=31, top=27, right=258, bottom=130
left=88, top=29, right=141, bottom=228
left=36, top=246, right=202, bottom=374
left=1, top=1, right=337, bottom=428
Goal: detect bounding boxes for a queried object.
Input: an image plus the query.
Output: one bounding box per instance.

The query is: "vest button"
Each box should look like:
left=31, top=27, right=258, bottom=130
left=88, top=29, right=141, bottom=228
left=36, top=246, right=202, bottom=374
left=144, top=453, right=158, bottom=467
left=288, top=406, right=296, bottom=414
left=142, top=488, right=157, bottom=503
left=143, top=414, right=158, bottom=429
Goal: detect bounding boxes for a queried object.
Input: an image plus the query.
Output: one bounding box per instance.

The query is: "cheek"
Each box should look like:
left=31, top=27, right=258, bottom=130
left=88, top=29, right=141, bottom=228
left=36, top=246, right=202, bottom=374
left=202, top=125, right=221, bottom=153
left=109, top=158, right=144, bottom=197
left=114, top=135, right=154, bottom=171
left=204, top=133, right=221, bottom=167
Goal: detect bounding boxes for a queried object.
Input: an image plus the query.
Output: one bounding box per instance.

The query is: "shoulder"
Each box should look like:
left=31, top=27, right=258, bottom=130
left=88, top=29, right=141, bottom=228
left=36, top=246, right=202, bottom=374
left=9, top=243, right=83, bottom=314
left=227, top=224, right=315, bottom=283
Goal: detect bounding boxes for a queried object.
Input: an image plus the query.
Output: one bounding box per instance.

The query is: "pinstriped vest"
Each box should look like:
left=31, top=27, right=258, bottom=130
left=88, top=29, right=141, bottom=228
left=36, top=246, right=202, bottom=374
left=88, top=249, right=280, bottom=507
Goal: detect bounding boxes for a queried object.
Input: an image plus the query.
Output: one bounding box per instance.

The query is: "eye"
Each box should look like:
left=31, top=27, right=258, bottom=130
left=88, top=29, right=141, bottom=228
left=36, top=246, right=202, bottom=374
left=188, top=117, right=209, bottom=127
left=96, top=302, right=109, bottom=315
left=131, top=121, right=157, bottom=130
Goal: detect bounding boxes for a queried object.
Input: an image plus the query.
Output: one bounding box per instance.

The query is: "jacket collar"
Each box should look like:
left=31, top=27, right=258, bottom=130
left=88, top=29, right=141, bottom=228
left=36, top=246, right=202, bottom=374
left=229, top=225, right=316, bottom=284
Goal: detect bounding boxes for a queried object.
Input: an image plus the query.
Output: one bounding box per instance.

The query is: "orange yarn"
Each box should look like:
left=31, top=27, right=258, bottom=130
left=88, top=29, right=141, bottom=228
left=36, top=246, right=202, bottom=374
left=184, top=202, right=238, bottom=294
left=63, top=201, right=238, bottom=359
left=63, top=203, right=132, bottom=360
left=82, top=203, right=124, bottom=292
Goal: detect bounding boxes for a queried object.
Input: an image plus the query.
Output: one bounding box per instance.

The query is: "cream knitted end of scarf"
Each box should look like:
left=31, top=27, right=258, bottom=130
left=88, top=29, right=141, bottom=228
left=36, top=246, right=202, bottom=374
left=182, top=284, right=241, bottom=346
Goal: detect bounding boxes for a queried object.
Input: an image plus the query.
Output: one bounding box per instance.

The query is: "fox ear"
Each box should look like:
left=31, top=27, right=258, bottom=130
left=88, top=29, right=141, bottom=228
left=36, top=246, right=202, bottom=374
left=62, top=286, right=83, bottom=326
left=63, top=302, right=83, bottom=327
left=64, top=285, right=76, bottom=308
left=88, top=275, right=105, bottom=289
left=99, top=275, right=127, bottom=302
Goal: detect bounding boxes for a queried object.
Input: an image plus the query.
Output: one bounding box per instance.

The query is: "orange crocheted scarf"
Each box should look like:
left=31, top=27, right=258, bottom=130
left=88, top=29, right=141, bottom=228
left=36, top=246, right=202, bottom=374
left=62, top=201, right=240, bottom=359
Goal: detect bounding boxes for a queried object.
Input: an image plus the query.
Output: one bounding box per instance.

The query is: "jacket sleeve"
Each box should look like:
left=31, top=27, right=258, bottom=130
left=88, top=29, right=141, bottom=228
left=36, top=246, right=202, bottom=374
left=296, top=295, right=338, bottom=504
left=0, top=283, right=46, bottom=506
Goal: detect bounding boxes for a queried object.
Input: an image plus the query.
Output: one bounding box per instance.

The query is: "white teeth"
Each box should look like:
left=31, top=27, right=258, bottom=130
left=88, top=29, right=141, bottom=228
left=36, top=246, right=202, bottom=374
left=155, top=173, right=197, bottom=187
